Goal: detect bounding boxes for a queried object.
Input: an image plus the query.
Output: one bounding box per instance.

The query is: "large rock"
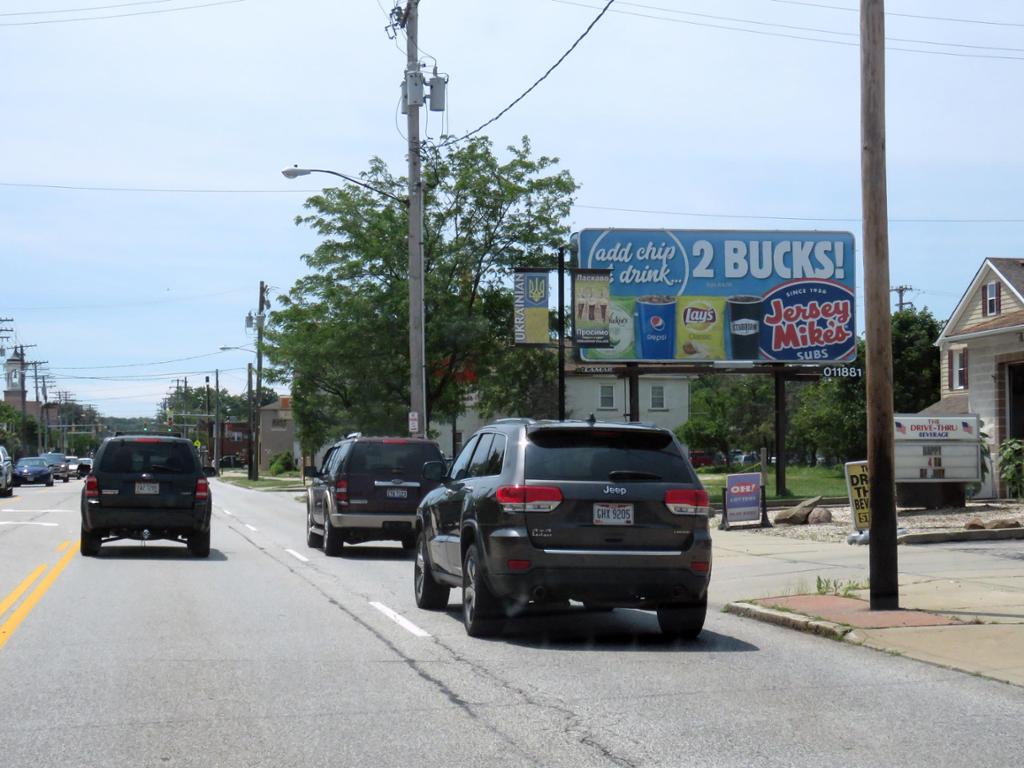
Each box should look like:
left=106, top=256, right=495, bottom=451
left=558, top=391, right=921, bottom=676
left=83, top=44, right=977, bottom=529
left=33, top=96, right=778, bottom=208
left=965, top=517, right=986, bottom=530
left=808, top=507, right=833, bottom=525
left=774, top=496, right=822, bottom=526
left=985, top=518, right=1022, bottom=530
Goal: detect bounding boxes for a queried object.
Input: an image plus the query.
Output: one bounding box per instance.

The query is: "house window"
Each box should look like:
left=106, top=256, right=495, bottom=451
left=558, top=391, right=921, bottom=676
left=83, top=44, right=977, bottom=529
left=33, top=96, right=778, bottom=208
left=983, top=281, right=1001, bottom=317
left=598, top=384, right=615, bottom=410
left=650, top=384, right=666, bottom=410
left=953, top=349, right=968, bottom=390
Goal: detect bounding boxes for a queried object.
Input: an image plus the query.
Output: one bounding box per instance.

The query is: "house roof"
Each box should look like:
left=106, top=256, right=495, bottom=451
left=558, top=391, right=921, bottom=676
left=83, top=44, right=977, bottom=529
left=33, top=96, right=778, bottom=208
left=918, top=393, right=970, bottom=416
left=937, top=258, right=1024, bottom=344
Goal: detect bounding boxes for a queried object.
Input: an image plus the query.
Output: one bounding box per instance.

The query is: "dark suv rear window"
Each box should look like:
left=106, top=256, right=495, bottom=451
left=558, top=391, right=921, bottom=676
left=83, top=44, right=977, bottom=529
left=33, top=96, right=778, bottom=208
left=98, top=441, right=197, bottom=474
left=346, top=441, right=443, bottom=476
left=525, top=429, right=695, bottom=483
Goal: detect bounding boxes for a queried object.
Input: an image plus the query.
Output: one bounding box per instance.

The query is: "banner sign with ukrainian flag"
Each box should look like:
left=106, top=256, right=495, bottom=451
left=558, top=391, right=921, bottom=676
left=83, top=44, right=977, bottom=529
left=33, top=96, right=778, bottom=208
left=513, top=270, right=551, bottom=346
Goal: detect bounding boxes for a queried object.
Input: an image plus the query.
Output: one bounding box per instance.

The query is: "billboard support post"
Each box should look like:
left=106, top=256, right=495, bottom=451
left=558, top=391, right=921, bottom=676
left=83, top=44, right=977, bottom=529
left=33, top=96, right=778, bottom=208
left=558, top=247, right=566, bottom=421
left=774, top=367, right=787, bottom=497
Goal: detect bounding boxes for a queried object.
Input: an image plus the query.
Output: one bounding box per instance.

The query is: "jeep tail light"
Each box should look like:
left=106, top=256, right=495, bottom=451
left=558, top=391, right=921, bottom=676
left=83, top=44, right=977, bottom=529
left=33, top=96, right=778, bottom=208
left=85, top=474, right=99, bottom=498
left=664, top=488, right=709, bottom=516
left=496, top=485, right=562, bottom=513
left=195, top=476, right=210, bottom=502
left=335, top=479, right=349, bottom=504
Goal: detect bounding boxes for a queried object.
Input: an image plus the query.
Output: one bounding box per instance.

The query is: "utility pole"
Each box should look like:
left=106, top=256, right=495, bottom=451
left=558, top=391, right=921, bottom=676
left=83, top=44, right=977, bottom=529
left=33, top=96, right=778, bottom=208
left=205, top=375, right=212, bottom=467
left=254, top=281, right=267, bottom=481
left=214, top=369, right=221, bottom=472
left=400, top=0, right=427, bottom=438
left=891, top=284, right=914, bottom=312
left=247, top=363, right=255, bottom=481
left=862, top=0, right=899, bottom=611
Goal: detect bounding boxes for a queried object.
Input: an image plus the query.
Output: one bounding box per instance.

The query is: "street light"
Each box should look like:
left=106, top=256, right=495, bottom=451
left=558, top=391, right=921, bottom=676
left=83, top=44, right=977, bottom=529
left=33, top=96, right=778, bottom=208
left=282, top=164, right=427, bottom=439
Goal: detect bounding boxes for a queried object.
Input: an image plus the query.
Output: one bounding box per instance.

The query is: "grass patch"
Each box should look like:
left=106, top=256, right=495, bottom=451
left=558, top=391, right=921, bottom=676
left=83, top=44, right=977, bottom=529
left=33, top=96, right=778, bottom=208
left=218, top=475, right=305, bottom=491
left=698, top=464, right=848, bottom=500
left=816, top=575, right=870, bottom=597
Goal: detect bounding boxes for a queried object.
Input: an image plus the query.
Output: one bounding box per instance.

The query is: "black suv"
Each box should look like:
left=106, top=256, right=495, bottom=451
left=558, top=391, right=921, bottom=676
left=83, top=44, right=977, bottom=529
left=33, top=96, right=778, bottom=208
left=80, top=435, right=213, bottom=557
left=305, top=435, right=445, bottom=555
left=413, top=419, right=712, bottom=638
left=41, top=452, right=71, bottom=483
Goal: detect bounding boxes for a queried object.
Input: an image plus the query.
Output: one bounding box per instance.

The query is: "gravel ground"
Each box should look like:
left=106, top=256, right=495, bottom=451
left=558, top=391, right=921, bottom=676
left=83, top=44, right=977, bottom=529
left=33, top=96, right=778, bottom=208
left=731, top=501, right=1024, bottom=543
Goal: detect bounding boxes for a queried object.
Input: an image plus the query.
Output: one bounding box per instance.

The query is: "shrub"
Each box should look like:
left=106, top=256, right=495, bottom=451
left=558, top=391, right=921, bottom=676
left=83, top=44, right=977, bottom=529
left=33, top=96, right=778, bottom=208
left=268, top=451, right=296, bottom=476
left=998, top=438, right=1024, bottom=499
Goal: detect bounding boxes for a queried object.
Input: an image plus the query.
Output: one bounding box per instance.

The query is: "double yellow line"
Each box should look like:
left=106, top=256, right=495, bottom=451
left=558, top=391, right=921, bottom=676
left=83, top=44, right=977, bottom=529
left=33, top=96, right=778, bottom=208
left=0, top=541, right=79, bottom=651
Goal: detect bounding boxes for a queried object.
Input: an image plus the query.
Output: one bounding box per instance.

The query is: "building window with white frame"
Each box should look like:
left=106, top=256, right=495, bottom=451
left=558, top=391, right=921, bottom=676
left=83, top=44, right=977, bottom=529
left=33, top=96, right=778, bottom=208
left=984, top=281, right=1000, bottom=316
left=598, top=384, right=615, bottom=410
left=953, top=349, right=968, bottom=390
left=650, top=384, right=666, bottom=410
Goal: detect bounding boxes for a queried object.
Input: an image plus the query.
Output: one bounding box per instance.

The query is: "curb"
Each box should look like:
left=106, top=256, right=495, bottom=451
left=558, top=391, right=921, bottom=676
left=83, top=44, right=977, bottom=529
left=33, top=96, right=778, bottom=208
left=723, top=601, right=852, bottom=641
left=898, top=528, right=1024, bottom=545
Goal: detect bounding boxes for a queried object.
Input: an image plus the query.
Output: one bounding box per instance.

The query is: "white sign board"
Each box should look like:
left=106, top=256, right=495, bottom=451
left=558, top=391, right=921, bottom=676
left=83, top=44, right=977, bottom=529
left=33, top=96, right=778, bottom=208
left=408, top=410, right=419, bottom=435
left=893, top=415, right=981, bottom=483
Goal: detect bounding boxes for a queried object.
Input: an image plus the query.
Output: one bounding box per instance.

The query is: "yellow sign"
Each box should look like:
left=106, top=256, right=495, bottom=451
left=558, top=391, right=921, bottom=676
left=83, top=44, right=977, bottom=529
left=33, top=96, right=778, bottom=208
left=845, top=461, right=870, bottom=530
left=193, top=440, right=202, bottom=449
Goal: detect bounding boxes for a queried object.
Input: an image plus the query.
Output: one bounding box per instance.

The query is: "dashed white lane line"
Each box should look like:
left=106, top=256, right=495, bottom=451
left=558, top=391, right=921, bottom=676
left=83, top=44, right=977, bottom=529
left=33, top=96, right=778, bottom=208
left=221, top=509, right=233, bottom=516
left=285, top=548, right=309, bottom=563
left=244, top=524, right=258, bottom=532
left=369, top=601, right=432, bottom=638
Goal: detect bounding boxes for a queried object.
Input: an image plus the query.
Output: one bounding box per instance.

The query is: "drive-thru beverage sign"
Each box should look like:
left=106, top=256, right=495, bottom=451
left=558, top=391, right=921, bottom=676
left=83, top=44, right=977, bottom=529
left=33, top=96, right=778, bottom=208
left=576, top=229, right=857, bottom=364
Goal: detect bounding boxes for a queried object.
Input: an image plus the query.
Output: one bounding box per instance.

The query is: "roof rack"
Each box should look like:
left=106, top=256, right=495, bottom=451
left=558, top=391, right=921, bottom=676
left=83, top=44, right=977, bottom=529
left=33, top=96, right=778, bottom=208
left=492, top=417, right=533, bottom=424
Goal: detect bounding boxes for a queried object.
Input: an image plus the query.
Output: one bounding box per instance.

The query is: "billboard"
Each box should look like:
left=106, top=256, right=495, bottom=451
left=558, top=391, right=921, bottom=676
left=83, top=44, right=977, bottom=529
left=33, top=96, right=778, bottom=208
left=576, top=229, right=857, bottom=364
left=513, top=270, right=551, bottom=346
left=572, top=269, right=612, bottom=347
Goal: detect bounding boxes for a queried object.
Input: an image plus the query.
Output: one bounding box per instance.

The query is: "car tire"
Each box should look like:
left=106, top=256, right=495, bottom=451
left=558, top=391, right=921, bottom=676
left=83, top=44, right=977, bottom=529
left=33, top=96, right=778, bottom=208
left=1, top=483, right=11, bottom=497
left=462, top=542, right=502, bottom=637
left=656, top=596, right=707, bottom=639
left=323, top=512, right=343, bottom=556
left=188, top=529, right=211, bottom=558
left=80, top=526, right=101, bottom=557
left=63, top=476, right=69, bottom=483
left=401, top=535, right=416, bottom=551
left=305, top=506, right=323, bottom=549
left=414, top=532, right=450, bottom=610
left=46, top=478, right=54, bottom=487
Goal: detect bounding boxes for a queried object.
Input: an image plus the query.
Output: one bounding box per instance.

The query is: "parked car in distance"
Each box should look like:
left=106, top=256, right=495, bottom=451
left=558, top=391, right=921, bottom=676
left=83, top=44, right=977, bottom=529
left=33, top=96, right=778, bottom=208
left=0, top=445, right=13, bottom=496
left=305, top=435, right=445, bottom=554
left=41, top=452, right=70, bottom=483
left=13, top=457, right=54, bottom=487
left=66, top=456, right=80, bottom=475
left=414, top=418, right=712, bottom=639
left=687, top=450, right=715, bottom=468
left=77, top=457, right=93, bottom=478
left=80, top=435, right=214, bottom=557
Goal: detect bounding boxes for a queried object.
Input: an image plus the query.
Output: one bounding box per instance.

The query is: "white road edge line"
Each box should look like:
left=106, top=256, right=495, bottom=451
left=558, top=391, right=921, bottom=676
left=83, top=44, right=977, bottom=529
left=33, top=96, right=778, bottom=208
left=369, top=601, right=432, bottom=638
left=285, top=548, right=309, bottom=563
left=244, top=524, right=258, bottom=532
left=222, top=509, right=233, bottom=516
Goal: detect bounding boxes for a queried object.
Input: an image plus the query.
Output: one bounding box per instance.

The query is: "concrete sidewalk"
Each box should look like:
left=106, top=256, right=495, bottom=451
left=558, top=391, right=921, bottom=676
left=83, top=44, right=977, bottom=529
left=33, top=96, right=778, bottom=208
left=711, top=526, right=1024, bottom=687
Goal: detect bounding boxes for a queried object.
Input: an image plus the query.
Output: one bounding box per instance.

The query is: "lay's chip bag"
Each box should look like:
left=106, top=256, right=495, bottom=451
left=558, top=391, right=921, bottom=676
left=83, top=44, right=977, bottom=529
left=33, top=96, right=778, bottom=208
left=676, top=297, right=726, bottom=360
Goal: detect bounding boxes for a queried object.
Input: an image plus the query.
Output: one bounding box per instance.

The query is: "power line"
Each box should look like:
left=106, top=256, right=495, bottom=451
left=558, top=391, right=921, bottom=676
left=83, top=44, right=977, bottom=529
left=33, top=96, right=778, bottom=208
left=437, top=0, right=616, bottom=148
left=48, top=351, right=233, bottom=371
left=600, top=0, right=1024, bottom=54
left=0, top=0, right=245, bottom=27
left=0, top=0, right=178, bottom=17
left=3, top=288, right=246, bottom=311
left=551, top=0, right=1024, bottom=61
left=572, top=203, right=1024, bottom=224
left=0, top=181, right=315, bottom=194
left=765, top=0, right=1024, bottom=29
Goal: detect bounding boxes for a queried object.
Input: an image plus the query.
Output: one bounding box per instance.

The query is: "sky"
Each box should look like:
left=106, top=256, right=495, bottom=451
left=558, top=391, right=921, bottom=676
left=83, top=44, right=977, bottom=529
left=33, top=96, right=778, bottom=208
left=2, top=0, right=1023, bottom=417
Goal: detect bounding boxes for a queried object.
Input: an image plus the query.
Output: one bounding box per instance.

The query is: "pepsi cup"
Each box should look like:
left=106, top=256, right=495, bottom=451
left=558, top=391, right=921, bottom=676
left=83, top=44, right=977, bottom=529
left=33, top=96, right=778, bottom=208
left=635, top=296, right=676, bottom=359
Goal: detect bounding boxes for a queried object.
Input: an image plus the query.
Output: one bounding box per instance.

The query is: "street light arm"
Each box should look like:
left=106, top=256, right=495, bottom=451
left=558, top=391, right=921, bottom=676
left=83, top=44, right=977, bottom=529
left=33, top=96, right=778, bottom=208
left=281, top=166, right=407, bottom=206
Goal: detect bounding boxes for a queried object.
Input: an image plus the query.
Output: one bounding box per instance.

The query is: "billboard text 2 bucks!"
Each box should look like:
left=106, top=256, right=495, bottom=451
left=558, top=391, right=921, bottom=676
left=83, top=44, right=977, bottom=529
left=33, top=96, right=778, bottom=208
left=576, top=229, right=856, bottom=364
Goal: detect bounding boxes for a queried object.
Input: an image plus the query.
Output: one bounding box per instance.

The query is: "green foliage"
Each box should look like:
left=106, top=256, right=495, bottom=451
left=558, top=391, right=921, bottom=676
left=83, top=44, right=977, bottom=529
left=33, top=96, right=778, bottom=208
left=676, top=375, right=774, bottom=461
left=268, top=451, right=296, bottom=476
left=998, top=438, right=1024, bottom=499
left=266, top=135, right=576, bottom=444
left=816, top=576, right=869, bottom=597
left=789, top=343, right=867, bottom=463
left=890, top=308, right=942, bottom=413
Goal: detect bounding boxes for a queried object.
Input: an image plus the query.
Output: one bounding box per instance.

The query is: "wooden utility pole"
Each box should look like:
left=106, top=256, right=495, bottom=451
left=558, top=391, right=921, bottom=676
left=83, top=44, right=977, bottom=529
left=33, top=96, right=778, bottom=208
left=254, top=281, right=267, bottom=481
left=401, top=0, right=427, bottom=438
left=861, top=0, right=899, bottom=610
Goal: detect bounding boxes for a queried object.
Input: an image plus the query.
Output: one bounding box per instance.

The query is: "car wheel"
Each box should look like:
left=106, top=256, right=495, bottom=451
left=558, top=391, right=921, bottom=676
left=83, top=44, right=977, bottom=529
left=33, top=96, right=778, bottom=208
left=414, top=532, right=450, bottom=610
left=401, top=535, right=416, bottom=551
left=462, top=542, right=502, bottom=637
left=656, top=596, right=707, bottom=639
left=305, top=506, right=323, bottom=549
left=1, top=483, right=10, bottom=497
left=323, top=511, right=343, bottom=556
left=188, top=529, right=211, bottom=558
left=46, top=478, right=54, bottom=487
left=80, top=526, right=101, bottom=557
left=63, top=476, right=69, bottom=483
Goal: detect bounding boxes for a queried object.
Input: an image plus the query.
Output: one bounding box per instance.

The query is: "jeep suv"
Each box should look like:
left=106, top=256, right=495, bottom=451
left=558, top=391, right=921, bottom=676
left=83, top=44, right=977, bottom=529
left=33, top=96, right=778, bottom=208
left=80, top=435, right=213, bottom=557
left=305, top=435, right=445, bottom=555
left=413, top=419, right=712, bottom=638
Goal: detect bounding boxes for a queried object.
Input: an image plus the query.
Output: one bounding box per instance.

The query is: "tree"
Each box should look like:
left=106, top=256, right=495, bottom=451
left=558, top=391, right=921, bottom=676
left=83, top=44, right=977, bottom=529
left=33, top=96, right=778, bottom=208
left=676, top=375, right=775, bottom=461
left=891, top=307, right=941, bottom=413
left=267, top=135, right=576, bottom=444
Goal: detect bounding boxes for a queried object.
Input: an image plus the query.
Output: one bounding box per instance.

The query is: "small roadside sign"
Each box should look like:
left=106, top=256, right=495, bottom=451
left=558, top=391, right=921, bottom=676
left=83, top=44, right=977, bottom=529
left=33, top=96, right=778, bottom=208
left=845, top=461, right=870, bottom=531
left=408, top=410, right=419, bottom=435
left=193, top=440, right=202, bottom=449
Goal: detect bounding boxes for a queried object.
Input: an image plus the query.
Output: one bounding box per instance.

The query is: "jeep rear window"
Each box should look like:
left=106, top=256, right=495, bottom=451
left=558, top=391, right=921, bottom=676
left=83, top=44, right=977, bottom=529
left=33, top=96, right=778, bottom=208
left=98, top=442, right=197, bottom=474
left=525, top=429, right=695, bottom=483
left=346, top=442, right=443, bottom=476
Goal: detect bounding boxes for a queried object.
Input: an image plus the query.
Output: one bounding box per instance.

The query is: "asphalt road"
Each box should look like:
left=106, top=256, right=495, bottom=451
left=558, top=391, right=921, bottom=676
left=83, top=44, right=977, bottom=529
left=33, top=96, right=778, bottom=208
left=1, top=479, right=1021, bottom=768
